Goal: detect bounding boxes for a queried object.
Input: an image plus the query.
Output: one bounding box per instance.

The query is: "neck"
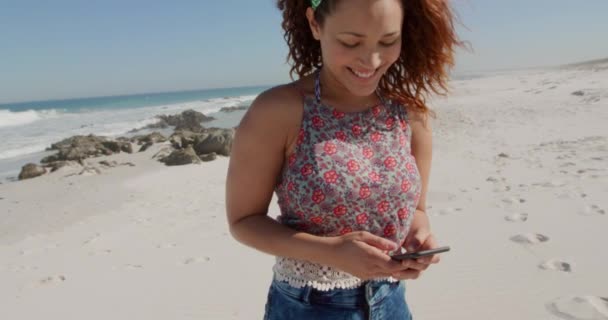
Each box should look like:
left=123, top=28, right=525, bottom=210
left=318, top=68, right=380, bottom=112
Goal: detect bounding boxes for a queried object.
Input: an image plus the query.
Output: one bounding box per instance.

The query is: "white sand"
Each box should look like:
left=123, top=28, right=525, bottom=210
left=1, top=63, right=607, bottom=319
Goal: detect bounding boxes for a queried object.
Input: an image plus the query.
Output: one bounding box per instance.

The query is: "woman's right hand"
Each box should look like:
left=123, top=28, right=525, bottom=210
left=326, top=231, right=428, bottom=280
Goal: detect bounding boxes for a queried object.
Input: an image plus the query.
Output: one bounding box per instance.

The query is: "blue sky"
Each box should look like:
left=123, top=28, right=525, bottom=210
left=1, top=0, right=607, bottom=104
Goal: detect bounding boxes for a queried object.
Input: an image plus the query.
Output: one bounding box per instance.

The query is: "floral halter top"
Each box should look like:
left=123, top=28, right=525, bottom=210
left=272, top=70, right=422, bottom=291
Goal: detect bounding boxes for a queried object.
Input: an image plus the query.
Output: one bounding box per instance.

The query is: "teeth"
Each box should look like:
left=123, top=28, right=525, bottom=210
left=351, top=68, right=374, bottom=78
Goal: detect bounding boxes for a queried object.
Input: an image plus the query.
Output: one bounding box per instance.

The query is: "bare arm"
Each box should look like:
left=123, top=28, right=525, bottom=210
left=402, top=111, right=436, bottom=253
left=225, top=87, right=338, bottom=266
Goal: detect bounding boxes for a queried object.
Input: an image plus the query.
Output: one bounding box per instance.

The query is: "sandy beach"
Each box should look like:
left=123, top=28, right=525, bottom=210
left=1, top=61, right=607, bottom=319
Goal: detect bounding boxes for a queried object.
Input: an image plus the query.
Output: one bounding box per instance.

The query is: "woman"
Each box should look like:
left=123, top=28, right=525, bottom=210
left=226, top=0, right=463, bottom=318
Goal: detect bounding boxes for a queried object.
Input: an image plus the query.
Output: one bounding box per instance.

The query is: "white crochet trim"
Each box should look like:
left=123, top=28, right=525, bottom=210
left=273, top=256, right=399, bottom=292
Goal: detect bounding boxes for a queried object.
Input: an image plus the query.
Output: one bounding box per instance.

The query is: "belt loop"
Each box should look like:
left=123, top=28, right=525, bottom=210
left=301, top=285, right=313, bottom=304
left=365, top=281, right=374, bottom=305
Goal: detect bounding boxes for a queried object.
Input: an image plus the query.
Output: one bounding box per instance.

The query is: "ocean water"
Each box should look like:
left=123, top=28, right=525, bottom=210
left=0, top=86, right=269, bottom=182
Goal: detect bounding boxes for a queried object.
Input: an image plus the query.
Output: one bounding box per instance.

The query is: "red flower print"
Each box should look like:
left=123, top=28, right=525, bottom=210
left=401, top=180, right=411, bottom=193
left=356, top=213, right=369, bottom=224
left=296, top=211, right=305, bottom=218
left=333, top=205, right=347, bottom=217
left=399, top=134, right=406, bottom=147
left=339, top=226, right=353, bottom=235
left=323, top=170, right=339, bottom=184
left=406, top=162, right=416, bottom=174
left=310, top=216, right=324, bottom=225
left=362, top=147, right=374, bottom=159
left=333, top=109, right=345, bottom=119
left=347, top=160, right=360, bottom=173
left=351, top=124, right=362, bottom=137
left=369, top=171, right=381, bottom=182
left=399, top=119, right=408, bottom=130
left=385, top=117, right=395, bottom=129
left=371, top=132, right=382, bottom=143
left=384, top=156, right=397, bottom=170
left=377, top=201, right=390, bottom=213
left=297, top=128, right=305, bottom=145
left=287, top=182, right=295, bottom=191
left=336, top=131, right=347, bottom=141
left=288, top=153, right=296, bottom=166
left=372, top=105, right=382, bottom=117
left=398, top=207, right=409, bottom=220
left=324, top=141, right=337, bottom=155
left=359, top=185, right=371, bottom=199
left=383, top=223, right=396, bottom=237
left=300, top=164, right=313, bottom=176
left=312, top=116, right=325, bottom=129
left=312, top=189, right=325, bottom=204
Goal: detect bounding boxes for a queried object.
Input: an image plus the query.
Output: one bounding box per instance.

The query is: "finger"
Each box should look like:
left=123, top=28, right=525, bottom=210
left=416, top=253, right=441, bottom=264
left=416, top=235, right=440, bottom=264
left=360, top=232, right=399, bottom=252
left=381, top=258, right=427, bottom=273
left=403, top=231, right=429, bottom=253
left=401, top=260, right=428, bottom=271
left=391, top=269, right=422, bottom=280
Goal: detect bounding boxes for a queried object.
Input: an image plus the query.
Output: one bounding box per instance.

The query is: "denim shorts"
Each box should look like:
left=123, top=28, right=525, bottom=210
left=263, top=276, right=413, bottom=320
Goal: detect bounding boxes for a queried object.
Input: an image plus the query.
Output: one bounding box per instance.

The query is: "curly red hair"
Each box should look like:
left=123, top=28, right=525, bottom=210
left=277, top=0, right=466, bottom=116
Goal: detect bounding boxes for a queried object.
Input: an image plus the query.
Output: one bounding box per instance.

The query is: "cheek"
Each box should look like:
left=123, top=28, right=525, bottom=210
left=322, top=43, right=356, bottom=67
left=384, top=46, right=402, bottom=67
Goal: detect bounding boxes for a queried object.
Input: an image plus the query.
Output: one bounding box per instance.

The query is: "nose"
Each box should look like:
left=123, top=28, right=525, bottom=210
left=358, top=50, right=382, bottom=70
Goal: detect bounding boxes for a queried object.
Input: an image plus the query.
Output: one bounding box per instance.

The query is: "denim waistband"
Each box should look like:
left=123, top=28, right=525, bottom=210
left=271, top=276, right=404, bottom=308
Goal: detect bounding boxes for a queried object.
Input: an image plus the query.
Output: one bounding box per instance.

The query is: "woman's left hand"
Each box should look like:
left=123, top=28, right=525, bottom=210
left=402, top=210, right=441, bottom=265
left=390, top=210, right=442, bottom=280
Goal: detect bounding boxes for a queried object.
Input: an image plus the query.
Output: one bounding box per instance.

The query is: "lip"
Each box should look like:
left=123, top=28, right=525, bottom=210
left=348, top=67, right=377, bottom=81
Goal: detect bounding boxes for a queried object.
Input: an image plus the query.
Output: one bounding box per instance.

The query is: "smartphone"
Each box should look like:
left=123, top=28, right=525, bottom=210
left=390, top=246, right=451, bottom=261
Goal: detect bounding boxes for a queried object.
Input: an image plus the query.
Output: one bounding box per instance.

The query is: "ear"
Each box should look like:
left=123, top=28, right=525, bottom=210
left=305, top=7, right=321, bottom=41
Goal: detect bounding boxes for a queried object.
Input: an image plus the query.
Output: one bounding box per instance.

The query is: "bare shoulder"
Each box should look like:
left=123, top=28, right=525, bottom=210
left=407, top=109, right=433, bottom=134
left=240, top=83, right=303, bottom=132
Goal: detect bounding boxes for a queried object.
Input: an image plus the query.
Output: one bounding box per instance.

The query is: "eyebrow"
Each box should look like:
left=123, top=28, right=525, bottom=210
left=338, top=31, right=400, bottom=37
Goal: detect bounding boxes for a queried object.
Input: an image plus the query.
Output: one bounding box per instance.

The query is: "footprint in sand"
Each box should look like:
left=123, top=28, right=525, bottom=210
left=82, top=233, right=101, bottom=245
left=547, top=296, right=608, bottom=320
left=539, top=259, right=572, bottom=273
left=88, top=249, right=112, bottom=256
left=510, top=233, right=550, bottom=245
left=505, top=213, right=528, bottom=222
left=39, top=275, right=66, bottom=285
left=501, top=197, right=526, bottom=205
left=181, top=257, right=211, bottom=265
left=580, top=205, right=606, bottom=216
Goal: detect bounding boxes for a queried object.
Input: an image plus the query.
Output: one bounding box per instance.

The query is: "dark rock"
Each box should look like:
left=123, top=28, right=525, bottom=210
left=192, top=128, right=235, bottom=156
left=18, top=163, right=46, bottom=180
left=132, top=132, right=167, bottom=145
left=139, top=142, right=154, bottom=152
left=199, top=152, right=218, bottom=162
left=571, top=90, right=585, bottom=96
left=158, top=109, right=215, bottom=131
left=160, top=146, right=201, bottom=166
left=169, top=130, right=202, bottom=149
left=42, top=135, right=131, bottom=163
left=498, top=153, right=509, bottom=158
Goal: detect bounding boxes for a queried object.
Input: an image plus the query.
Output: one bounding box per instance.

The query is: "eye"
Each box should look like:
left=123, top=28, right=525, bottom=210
left=380, top=40, right=399, bottom=47
left=340, top=41, right=359, bottom=48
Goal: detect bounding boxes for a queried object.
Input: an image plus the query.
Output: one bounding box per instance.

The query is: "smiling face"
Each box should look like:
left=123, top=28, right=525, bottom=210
left=307, top=0, right=404, bottom=98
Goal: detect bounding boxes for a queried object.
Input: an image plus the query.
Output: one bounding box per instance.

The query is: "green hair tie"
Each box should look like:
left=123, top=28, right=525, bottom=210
left=311, top=0, right=322, bottom=10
